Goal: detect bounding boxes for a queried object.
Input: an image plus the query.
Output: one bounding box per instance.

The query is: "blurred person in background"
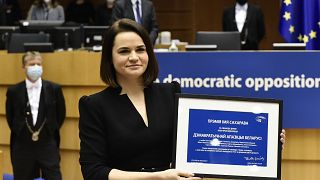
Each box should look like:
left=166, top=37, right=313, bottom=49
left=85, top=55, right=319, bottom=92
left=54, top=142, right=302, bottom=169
left=66, top=0, right=95, bottom=25
left=95, top=0, right=114, bottom=26
left=223, top=0, right=265, bottom=50
left=0, top=0, right=21, bottom=25
left=27, top=0, right=64, bottom=21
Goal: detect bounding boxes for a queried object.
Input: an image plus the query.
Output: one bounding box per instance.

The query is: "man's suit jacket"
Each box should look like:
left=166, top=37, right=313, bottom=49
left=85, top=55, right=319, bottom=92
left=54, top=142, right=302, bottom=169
left=6, top=80, right=66, bottom=148
left=223, top=4, right=265, bottom=50
left=111, top=0, right=159, bottom=44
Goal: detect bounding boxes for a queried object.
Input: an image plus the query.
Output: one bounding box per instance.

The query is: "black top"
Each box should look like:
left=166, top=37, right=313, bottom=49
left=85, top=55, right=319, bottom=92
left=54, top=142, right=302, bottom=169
left=66, top=1, right=95, bottom=25
left=79, top=82, right=181, bottom=180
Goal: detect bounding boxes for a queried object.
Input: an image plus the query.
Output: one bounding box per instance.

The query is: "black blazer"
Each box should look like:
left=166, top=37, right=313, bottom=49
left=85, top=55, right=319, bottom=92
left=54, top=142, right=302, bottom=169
left=223, top=3, right=265, bottom=50
left=79, top=82, right=180, bottom=180
left=111, top=0, right=159, bottom=44
left=6, top=80, right=66, bottom=146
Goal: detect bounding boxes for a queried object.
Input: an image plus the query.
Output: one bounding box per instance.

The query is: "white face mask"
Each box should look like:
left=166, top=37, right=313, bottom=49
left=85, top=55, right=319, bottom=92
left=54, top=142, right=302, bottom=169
left=27, top=65, right=43, bottom=81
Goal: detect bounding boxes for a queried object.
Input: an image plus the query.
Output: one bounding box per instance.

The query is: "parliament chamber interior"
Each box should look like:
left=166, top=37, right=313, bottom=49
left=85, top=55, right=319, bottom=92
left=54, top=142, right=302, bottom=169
left=0, top=0, right=320, bottom=179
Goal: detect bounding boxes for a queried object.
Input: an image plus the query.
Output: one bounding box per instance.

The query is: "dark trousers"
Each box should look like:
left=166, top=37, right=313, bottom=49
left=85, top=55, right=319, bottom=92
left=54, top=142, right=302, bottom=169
left=12, top=139, right=62, bottom=180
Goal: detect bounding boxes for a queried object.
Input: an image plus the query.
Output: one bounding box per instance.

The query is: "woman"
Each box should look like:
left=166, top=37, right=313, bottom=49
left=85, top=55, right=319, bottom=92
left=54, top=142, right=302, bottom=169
left=28, top=0, right=64, bottom=21
left=79, top=19, right=286, bottom=180
left=78, top=19, right=200, bottom=180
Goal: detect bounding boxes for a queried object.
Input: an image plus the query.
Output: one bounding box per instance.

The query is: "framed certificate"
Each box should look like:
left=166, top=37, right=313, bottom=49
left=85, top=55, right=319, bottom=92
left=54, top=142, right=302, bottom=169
left=172, top=94, right=283, bottom=179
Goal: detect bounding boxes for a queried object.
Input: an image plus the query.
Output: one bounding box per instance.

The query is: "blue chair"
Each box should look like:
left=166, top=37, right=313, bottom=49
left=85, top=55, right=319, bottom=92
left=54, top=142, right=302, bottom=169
left=3, top=174, right=13, bottom=180
left=3, top=174, right=44, bottom=180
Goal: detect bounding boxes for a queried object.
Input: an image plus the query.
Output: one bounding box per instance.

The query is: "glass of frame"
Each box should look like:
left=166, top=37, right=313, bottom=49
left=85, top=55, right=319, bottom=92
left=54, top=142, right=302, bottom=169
left=172, top=94, right=283, bottom=180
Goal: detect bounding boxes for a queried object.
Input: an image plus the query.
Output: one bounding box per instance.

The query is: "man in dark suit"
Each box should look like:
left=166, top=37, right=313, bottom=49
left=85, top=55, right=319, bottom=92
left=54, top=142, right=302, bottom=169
left=6, top=51, right=66, bottom=180
left=223, top=0, right=265, bottom=50
left=110, top=0, right=159, bottom=44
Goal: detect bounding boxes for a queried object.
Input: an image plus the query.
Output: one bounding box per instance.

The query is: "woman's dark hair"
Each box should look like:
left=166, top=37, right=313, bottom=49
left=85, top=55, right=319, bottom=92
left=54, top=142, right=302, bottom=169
left=100, top=18, right=159, bottom=87
left=33, top=0, right=59, bottom=8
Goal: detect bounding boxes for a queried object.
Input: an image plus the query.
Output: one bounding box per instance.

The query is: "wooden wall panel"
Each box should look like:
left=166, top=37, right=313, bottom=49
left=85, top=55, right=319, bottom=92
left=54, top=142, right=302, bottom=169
left=60, top=118, right=80, bottom=150
left=170, top=30, right=194, bottom=44
left=282, top=129, right=320, bottom=160
left=62, top=86, right=105, bottom=118
left=18, top=0, right=33, bottom=19
left=0, top=87, right=7, bottom=115
left=282, top=160, right=320, bottom=180
left=153, top=0, right=195, bottom=43
left=0, top=116, right=10, bottom=145
left=59, top=150, right=82, bottom=180
left=0, top=51, right=104, bottom=86
left=156, top=12, right=194, bottom=30
left=0, top=146, right=11, bottom=176
left=153, top=0, right=193, bottom=11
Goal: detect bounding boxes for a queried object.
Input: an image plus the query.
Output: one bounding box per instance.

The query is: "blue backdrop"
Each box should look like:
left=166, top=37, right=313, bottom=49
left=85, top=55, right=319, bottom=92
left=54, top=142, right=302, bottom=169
left=156, top=52, right=320, bottom=128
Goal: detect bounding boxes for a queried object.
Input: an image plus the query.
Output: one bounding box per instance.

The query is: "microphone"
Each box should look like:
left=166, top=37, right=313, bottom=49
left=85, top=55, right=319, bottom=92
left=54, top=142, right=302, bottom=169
left=64, top=32, right=69, bottom=50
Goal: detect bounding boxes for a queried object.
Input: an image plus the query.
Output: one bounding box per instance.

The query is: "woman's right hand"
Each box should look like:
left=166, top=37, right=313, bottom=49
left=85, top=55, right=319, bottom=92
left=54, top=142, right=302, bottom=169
left=154, top=169, right=202, bottom=180
left=108, top=168, right=202, bottom=180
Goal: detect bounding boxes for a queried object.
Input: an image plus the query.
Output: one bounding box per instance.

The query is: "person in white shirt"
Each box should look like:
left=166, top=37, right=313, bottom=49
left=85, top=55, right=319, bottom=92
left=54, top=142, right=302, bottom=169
left=223, top=0, right=266, bottom=50
left=6, top=51, right=66, bottom=180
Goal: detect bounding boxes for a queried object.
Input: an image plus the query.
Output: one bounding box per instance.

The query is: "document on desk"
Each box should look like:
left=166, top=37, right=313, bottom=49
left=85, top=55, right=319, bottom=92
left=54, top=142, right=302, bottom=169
left=172, top=94, right=282, bottom=180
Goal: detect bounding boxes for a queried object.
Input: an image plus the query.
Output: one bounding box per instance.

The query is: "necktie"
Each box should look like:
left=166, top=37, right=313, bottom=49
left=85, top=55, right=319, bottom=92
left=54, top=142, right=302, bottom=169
left=135, top=0, right=142, bottom=24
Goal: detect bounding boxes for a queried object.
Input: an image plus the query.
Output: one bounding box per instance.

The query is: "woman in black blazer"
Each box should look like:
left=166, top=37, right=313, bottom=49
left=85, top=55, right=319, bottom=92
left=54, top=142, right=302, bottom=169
left=78, top=19, right=201, bottom=180
left=79, top=19, right=286, bottom=180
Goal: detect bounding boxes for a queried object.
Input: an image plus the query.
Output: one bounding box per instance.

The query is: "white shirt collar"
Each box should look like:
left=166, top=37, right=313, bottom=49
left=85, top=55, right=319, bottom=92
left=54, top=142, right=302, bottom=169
left=235, top=3, right=248, bottom=11
left=131, top=0, right=140, bottom=5
left=26, top=78, right=42, bottom=89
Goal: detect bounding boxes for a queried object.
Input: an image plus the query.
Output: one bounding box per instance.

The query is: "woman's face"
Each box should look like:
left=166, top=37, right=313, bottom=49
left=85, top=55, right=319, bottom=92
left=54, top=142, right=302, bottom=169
left=112, top=32, right=149, bottom=82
